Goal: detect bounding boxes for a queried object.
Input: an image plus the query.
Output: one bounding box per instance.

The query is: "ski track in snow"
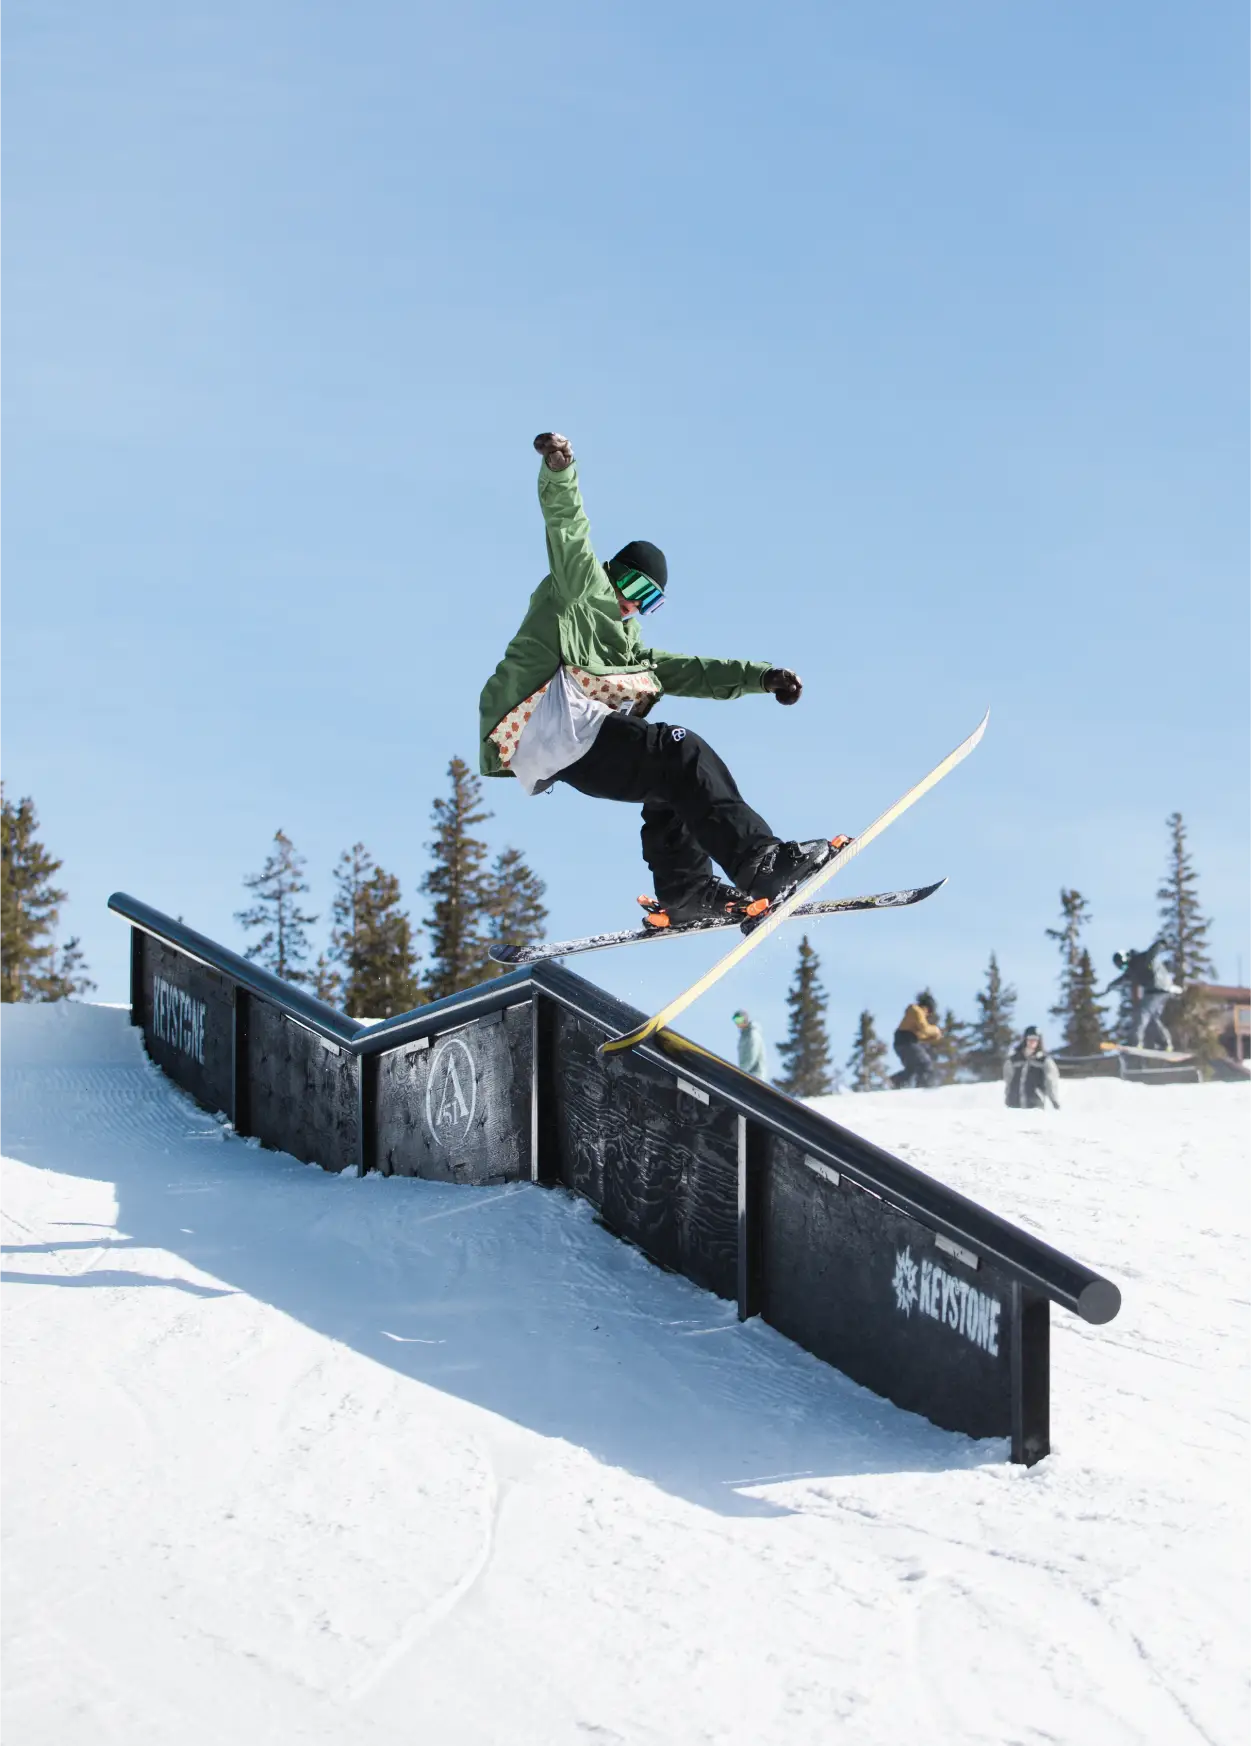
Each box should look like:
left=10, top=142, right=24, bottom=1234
left=1, top=1002, right=1247, bottom=1745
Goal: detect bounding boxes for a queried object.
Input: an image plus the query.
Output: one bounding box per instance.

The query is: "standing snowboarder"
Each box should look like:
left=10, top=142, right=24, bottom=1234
left=1099, top=940, right=1180, bottom=1050
left=890, top=993, right=942, bottom=1088
left=478, top=432, right=846, bottom=924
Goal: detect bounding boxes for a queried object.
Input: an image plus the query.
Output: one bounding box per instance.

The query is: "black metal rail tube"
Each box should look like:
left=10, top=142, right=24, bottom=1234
left=109, top=893, right=364, bottom=1048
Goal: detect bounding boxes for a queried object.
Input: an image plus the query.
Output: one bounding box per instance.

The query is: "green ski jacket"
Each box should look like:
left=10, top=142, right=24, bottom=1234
left=479, top=459, right=772, bottom=778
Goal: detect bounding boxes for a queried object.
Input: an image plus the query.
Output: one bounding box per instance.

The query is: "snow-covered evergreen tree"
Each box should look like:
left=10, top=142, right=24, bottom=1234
left=235, top=830, right=317, bottom=985
left=846, top=1009, right=890, bottom=1092
left=775, top=936, right=836, bottom=1095
left=967, top=952, right=1017, bottom=1078
left=421, top=758, right=493, bottom=1000
left=0, top=788, right=95, bottom=1001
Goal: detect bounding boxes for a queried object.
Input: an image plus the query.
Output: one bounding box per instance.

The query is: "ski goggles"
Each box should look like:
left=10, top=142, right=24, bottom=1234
left=615, top=567, right=666, bottom=616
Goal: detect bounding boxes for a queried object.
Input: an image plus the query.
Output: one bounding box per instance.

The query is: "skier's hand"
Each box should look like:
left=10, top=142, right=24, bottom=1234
left=533, top=432, right=574, bottom=471
left=762, top=667, right=803, bottom=705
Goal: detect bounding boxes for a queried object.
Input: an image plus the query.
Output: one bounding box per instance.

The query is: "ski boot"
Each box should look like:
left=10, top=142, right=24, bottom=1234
left=637, top=877, right=752, bottom=931
left=736, top=836, right=854, bottom=932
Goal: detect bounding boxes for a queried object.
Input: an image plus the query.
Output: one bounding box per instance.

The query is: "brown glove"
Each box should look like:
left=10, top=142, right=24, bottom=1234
left=762, top=668, right=803, bottom=705
left=533, top=432, right=574, bottom=471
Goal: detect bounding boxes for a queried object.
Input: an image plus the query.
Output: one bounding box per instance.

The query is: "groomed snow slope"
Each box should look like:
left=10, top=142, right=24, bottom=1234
left=2, top=1002, right=1247, bottom=1746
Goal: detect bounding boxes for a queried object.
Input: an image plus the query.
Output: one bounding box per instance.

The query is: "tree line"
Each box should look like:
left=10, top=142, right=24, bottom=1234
left=234, top=758, right=547, bottom=1016
left=775, top=811, right=1222, bottom=1095
left=1, top=787, right=96, bottom=1001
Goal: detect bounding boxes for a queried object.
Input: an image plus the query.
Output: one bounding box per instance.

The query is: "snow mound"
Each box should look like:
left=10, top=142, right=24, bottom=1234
left=2, top=1003, right=1248, bottom=1745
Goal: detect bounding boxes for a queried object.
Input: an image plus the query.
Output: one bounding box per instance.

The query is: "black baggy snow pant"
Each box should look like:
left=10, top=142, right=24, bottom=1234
left=555, top=713, right=776, bottom=906
left=891, top=1030, right=935, bottom=1089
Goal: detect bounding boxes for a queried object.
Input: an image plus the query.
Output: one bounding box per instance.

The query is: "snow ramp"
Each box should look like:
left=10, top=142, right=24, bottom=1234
left=107, top=892, right=1121, bottom=1464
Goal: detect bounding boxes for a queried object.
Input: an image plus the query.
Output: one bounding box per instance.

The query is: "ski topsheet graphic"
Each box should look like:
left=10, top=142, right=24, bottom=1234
left=599, top=708, right=990, bottom=1058
left=489, top=879, right=947, bottom=967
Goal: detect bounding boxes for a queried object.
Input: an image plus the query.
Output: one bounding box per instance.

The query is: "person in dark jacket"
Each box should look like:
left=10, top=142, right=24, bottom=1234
left=891, top=994, right=941, bottom=1088
left=1099, top=940, right=1180, bottom=1050
left=1003, top=1026, right=1061, bottom=1110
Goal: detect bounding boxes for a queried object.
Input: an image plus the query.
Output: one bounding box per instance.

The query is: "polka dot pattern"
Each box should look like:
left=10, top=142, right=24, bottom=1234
left=490, top=667, right=660, bottom=767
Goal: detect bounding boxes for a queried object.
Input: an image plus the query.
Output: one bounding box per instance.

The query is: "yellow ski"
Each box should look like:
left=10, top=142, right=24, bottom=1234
left=599, top=708, right=990, bottom=1057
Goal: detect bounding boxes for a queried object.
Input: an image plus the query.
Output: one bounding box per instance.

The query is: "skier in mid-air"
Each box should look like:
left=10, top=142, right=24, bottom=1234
left=479, top=432, right=847, bottom=926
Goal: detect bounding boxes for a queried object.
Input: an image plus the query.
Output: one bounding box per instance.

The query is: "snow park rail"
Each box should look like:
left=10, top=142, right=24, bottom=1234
left=109, top=891, right=1122, bottom=1466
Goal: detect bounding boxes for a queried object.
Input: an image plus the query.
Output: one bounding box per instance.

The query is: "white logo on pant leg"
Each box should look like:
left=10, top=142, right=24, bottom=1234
left=670, top=727, right=686, bottom=742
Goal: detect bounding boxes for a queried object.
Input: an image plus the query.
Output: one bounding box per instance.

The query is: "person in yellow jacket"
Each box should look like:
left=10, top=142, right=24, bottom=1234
left=891, top=993, right=942, bottom=1089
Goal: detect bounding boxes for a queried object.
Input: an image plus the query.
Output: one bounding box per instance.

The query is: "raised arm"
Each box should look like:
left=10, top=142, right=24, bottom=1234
left=533, top=433, right=602, bottom=605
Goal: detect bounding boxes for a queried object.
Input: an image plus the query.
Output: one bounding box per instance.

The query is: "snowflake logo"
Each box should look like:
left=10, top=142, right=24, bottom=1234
left=892, top=1247, right=919, bottom=1316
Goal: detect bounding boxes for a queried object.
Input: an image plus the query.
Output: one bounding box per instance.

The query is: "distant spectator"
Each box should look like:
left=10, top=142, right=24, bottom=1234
left=1099, top=940, right=1180, bottom=1050
left=891, top=993, right=941, bottom=1089
left=1004, top=1026, right=1061, bottom=1110
left=732, top=1009, right=766, bottom=1078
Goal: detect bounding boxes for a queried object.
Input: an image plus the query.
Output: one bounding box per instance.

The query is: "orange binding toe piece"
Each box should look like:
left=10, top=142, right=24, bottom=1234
left=644, top=910, right=671, bottom=929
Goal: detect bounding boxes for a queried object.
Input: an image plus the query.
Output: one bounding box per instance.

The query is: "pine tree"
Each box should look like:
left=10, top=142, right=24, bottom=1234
left=1155, top=811, right=1220, bottom=1059
left=931, top=1006, right=975, bottom=1085
left=235, top=829, right=317, bottom=984
left=344, top=867, right=421, bottom=1018
left=847, top=1009, right=890, bottom=1091
left=421, top=757, right=494, bottom=1000
left=44, top=938, right=92, bottom=1001
left=1046, top=889, right=1107, bottom=1052
left=329, top=843, right=372, bottom=983
left=323, top=843, right=422, bottom=1017
left=967, top=951, right=1018, bottom=1078
left=311, top=953, right=342, bottom=1006
left=1065, top=948, right=1108, bottom=1054
left=1, top=789, right=95, bottom=1001
left=1112, top=977, right=1139, bottom=1047
left=775, top=936, right=835, bottom=1095
left=847, top=1009, right=891, bottom=1092
left=484, top=846, right=548, bottom=958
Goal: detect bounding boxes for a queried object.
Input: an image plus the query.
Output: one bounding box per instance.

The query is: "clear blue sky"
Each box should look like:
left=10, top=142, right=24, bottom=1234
left=4, top=0, right=1248, bottom=1065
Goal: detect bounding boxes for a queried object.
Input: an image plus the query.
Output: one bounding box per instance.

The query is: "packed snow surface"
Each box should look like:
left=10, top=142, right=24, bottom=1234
left=3, top=1003, right=1248, bottom=1745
